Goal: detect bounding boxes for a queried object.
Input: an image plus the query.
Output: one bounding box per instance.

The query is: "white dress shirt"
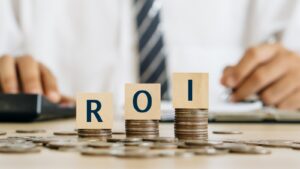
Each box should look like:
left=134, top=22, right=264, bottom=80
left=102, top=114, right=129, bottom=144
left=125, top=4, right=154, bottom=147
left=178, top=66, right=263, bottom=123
left=0, top=0, right=299, bottom=117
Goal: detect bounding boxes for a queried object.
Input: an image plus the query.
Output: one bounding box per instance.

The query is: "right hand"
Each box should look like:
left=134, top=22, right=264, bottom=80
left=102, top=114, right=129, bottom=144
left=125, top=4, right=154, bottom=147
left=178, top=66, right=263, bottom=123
left=0, top=54, right=70, bottom=104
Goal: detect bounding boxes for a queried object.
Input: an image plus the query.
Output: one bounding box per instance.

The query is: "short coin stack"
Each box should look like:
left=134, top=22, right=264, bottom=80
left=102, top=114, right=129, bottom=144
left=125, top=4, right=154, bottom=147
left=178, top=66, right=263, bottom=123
left=77, top=129, right=112, bottom=139
left=125, top=120, right=159, bottom=138
left=174, top=109, right=208, bottom=141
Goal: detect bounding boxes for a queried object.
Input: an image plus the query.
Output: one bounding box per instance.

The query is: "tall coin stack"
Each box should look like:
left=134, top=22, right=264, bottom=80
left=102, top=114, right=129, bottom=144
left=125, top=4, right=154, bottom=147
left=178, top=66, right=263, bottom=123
left=125, top=120, right=159, bottom=138
left=174, top=109, right=208, bottom=141
left=77, top=129, right=112, bottom=139
left=172, top=73, right=209, bottom=141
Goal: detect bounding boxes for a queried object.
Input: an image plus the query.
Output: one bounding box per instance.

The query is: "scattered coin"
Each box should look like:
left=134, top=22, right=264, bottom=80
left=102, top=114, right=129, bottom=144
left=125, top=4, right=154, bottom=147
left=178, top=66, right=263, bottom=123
left=122, top=137, right=143, bottom=143
left=114, top=151, right=158, bottom=158
left=188, top=147, right=229, bottom=155
left=185, top=140, right=223, bottom=147
left=81, top=148, right=116, bottom=156
left=175, top=151, right=195, bottom=158
left=53, top=131, right=78, bottom=136
left=0, top=131, right=6, bottom=136
left=46, top=141, right=79, bottom=150
left=16, top=129, right=46, bottom=134
left=107, top=138, right=124, bottom=143
left=112, top=131, right=126, bottom=135
left=143, top=137, right=178, bottom=143
left=215, top=143, right=271, bottom=155
left=291, top=144, right=300, bottom=150
left=213, top=130, right=243, bottom=135
left=0, top=141, right=40, bottom=154
left=151, top=143, right=178, bottom=149
left=87, top=142, right=121, bottom=149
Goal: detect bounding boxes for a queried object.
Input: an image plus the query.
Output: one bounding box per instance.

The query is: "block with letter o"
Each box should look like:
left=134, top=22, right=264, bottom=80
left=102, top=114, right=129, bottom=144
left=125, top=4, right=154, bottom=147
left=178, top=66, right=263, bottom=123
left=125, top=83, right=161, bottom=120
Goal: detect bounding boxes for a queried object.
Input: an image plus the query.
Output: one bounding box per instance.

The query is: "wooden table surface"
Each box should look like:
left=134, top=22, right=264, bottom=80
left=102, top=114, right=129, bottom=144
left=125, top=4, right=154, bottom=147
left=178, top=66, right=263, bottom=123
left=0, top=119, right=300, bottom=169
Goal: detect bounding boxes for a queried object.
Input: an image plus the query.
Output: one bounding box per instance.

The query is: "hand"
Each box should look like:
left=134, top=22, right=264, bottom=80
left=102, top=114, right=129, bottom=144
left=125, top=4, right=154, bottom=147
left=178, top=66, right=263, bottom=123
left=0, top=54, right=73, bottom=104
left=221, top=43, right=300, bottom=110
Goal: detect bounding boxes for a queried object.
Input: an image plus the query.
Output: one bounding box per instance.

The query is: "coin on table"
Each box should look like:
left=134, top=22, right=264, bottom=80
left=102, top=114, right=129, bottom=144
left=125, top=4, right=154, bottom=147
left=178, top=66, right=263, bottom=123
left=107, top=138, right=124, bottom=143
left=291, top=144, right=300, bottom=150
left=143, top=137, right=178, bottom=143
left=0, top=131, right=7, bottom=136
left=217, top=144, right=271, bottom=155
left=188, top=147, right=229, bottom=155
left=112, top=131, right=126, bottom=135
left=114, top=151, right=158, bottom=158
left=53, top=131, right=78, bottom=136
left=122, top=138, right=143, bottom=143
left=81, top=148, right=115, bottom=156
left=158, top=150, right=177, bottom=157
left=151, top=143, right=178, bottom=149
left=46, top=141, right=79, bottom=149
left=212, top=130, right=243, bottom=135
left=175, top=151, right=195, bottom=158
left=27, top=136, right=59, bottom=145
left=185, top=140, right=223, bottom=147
left=16, top=129, right=46, bottom=134
left=87, top=142, right=122, bottom=149
left=256, top=140, right=293, bottom=148
left=0, top=146, right=41, bottom=154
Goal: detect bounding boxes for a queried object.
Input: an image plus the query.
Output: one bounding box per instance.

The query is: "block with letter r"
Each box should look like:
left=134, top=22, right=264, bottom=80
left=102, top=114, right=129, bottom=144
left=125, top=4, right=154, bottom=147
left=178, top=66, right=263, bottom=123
left=76, top=93, right=113, bottom=129
left=172, top=73, right=209, bottom=109
left=125, top=83, right=161, bottom=120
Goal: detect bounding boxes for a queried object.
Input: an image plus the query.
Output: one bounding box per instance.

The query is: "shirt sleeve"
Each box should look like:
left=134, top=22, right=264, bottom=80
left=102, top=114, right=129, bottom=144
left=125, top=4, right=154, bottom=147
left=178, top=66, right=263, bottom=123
left=0, top=0, right=24, bottom=56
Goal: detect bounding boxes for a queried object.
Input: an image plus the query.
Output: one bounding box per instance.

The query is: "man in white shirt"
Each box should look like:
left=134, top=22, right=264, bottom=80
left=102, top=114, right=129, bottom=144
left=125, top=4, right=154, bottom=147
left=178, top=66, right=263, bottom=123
left=0, top=0, right=300, bottom=112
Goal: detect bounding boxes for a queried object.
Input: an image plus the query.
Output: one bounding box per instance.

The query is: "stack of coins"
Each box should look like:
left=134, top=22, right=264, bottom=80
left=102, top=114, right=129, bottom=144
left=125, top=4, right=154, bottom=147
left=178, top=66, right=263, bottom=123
left=125, top=120, right=159, bottom=138
left=174, top=109, right=208, bottom=141
left=77, top=129, right=112, bottom=139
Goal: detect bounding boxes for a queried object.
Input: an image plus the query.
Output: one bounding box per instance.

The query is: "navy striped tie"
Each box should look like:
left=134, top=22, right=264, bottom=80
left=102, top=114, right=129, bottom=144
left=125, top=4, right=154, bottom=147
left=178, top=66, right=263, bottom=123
left=134, top=0, right=169, bottom=100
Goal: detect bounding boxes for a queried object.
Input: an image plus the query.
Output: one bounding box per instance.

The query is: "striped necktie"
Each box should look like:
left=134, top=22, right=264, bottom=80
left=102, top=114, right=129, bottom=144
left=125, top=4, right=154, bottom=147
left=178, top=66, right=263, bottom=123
left=134, top=0, right=169, bottom=100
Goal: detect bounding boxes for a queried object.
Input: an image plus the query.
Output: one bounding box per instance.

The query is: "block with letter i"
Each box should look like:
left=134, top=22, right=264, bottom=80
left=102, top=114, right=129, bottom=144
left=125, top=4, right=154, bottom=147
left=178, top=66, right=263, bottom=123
left=124, top=83, right=161, bottom=138
left=76, top=93, right=113, bottom=138
left=172, top=73, right=209, bottom=141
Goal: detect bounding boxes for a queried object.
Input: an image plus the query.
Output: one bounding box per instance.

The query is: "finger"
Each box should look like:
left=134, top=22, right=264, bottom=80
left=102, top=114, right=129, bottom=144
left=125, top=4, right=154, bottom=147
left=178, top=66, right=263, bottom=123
left=16, top=55, right=42, bottom=94
left=39, top=63, right=61, bottom=103
left=59, top=95, right=75, bottom=107
left=260, top=71, right=300, bottom=105
left=220, top=66, right=234, bottom=86
left=224, top=44, right=281, bottom=88
left=231, top=53, right=288, bottom=102
left=0, top=55, right=19, bottom=93
left=278, top=89, right=300, bottom=110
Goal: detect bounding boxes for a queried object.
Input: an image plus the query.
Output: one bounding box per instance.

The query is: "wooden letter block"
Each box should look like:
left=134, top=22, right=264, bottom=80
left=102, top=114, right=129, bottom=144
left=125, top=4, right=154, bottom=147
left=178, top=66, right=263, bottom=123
left=172, top=73, right=208, bottom=109
left=76, top=93, right=113, bottom=129
left=125, top=83, right=161, bottom=120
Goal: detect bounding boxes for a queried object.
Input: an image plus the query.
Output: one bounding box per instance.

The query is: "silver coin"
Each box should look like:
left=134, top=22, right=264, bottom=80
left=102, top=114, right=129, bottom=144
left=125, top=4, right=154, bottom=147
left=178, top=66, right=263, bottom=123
left=143, top=137, right=178, bottom=143
left=16, top=129, right=46, bottom=134
left=0, top=131, right=6, bottom=136
left=185, top=140, right=223, bottom=147
left=213, top=130, right=243, bottom=135
left=151, top=143, right=178, bottom=149
left=188, top=147, right=229, bottom=155
left=87, top=142, right=121, bottom=148
left=81, top=148, right=115, bottom=156
left=53, top=131, right=78, bottom=136
left=175, top=151, right=195, bottom=158
left=114, top=151, right=158, bottom=158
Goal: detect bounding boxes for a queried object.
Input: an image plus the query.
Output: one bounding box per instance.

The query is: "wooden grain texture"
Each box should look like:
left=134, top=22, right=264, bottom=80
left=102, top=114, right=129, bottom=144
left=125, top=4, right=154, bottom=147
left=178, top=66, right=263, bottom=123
left=172, top=73, right=208, bottom=109
left=76, top=93, right=113, bottom=129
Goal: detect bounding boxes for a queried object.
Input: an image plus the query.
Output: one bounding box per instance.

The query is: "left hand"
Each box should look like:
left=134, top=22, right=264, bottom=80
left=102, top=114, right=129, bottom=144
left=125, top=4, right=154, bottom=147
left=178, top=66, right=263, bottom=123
left=221, top=43, right=300, bottom=110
